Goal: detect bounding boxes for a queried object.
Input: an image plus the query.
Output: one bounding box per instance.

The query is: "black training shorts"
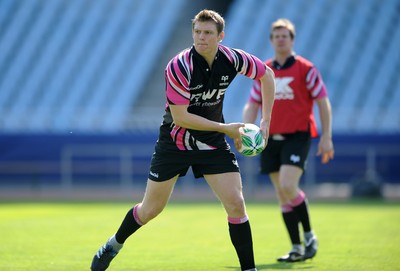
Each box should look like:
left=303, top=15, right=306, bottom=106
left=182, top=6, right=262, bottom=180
left=148, top=145, right=240, bottom=182
left=260, top=131, right=311, bottom=174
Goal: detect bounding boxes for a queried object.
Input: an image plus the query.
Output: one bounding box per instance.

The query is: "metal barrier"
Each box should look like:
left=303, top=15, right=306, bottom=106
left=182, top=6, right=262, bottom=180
left=60, top=144, right=154, bottom=190
left=57, top=142, right=400, bottom=191
left=0, top=136, right=399, bottom=198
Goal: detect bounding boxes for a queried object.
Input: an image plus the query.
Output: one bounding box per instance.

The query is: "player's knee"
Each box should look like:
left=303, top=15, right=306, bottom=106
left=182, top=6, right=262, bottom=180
left=140, top=205, right=164, bottom=223
left=279, top=181, right=297, bottom=197
left=224, top=197, right=246, bottom=217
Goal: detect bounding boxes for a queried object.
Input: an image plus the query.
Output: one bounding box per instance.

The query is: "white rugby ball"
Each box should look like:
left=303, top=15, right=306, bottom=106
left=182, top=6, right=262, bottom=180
left=238, top=123, right=266, bottom=157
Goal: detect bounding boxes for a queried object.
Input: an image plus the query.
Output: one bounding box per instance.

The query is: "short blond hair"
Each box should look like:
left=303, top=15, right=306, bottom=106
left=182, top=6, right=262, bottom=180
left=192, top=9, right=225, bottom=34
left=270, top=18, right=296, bottom=40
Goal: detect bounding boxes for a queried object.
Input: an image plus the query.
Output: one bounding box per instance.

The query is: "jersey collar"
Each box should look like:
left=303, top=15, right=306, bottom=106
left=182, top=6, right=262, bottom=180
left=272, top=55, right=296, bottom=70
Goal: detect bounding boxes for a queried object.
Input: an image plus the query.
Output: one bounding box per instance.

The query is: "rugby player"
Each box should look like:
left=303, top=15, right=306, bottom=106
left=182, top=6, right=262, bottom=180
left=243, top=18, right=334, bottom=263
left=91, top=9, right=275, bottom=271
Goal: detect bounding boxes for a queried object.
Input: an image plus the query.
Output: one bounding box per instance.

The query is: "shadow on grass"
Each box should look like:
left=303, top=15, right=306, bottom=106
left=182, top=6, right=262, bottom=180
left=226, top=262, right=314, bottom=270
left=257, top=262, right=314, bottom=270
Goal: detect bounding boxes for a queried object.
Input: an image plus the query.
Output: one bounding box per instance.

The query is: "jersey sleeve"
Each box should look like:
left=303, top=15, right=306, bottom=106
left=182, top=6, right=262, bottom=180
left=248, top=80, right=262, bottom=104
left=306, top=66, right=328, bottom=99
left=165, top=49, right=192, bottom=105
left=219, top=45, right=266, bottom=80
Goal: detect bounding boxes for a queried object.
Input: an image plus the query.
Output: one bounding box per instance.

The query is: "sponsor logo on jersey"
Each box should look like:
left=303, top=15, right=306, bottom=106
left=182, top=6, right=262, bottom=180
left=275, top=77, right=294, bottom=100
left=190, top=84, right=203, bottom=91
left=191, top=88, right=227, bottom=103
left=220, top=75, right=229, bottom=86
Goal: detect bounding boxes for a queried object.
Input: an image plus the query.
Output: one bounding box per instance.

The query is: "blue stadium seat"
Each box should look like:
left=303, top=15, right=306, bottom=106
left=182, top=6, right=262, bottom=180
left=0, top=0, right=399, bottom=133
left=223, top=0, right=400, bottom=133
left=0, top=0, right=185, bottom=133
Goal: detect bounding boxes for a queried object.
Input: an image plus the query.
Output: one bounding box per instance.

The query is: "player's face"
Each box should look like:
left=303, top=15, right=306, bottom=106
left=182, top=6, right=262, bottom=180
left=270, top=28, right=293, bottom=54
left=192, top=21, right=223, bottom=58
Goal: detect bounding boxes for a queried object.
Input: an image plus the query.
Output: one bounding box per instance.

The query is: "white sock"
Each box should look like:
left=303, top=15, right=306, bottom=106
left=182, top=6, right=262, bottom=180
left=107, top=234, right=124, bottom=252
left=292, top=244, right=304, bottom=254
left=304, top=230, right=315, bottom=241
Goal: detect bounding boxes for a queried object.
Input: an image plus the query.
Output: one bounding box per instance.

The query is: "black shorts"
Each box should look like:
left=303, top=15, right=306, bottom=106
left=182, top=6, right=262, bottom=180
left=148, top=145, right=240, bottom=181
left=260, top=132, right=311, bottom=174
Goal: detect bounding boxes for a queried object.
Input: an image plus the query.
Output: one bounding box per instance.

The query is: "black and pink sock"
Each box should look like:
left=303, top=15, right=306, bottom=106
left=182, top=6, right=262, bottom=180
left=115, top=204, right=143, bottom=244
left=228, top=216, right=256, bottom=271
left=290, top=191, right=312, bottom=232
left=281, top=203, right=301, bottom=245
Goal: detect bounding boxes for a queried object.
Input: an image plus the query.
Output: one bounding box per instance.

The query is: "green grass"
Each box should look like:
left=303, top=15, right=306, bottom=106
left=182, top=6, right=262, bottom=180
left=0, top=200, right=399, bottom=271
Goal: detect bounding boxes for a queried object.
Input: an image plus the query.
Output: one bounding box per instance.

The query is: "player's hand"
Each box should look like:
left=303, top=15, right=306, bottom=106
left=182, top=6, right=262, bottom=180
left=259, top=118, right=270, bottom=147
left=222, top=123, right=245, bottom=150
left=317, top=135, right=334, bottom=164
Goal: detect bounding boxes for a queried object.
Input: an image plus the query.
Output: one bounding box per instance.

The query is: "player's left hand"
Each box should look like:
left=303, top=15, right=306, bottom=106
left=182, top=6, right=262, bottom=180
left=317, top=135, right=334, bottom=164
left=259, top=118, right=270, bottom=146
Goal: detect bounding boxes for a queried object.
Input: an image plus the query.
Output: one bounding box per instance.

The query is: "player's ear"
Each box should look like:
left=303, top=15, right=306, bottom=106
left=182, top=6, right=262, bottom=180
left=218, top=31, right=225, bottom=42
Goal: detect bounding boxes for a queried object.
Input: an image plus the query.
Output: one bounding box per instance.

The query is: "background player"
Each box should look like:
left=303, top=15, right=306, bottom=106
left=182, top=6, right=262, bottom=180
left=243, top=18, right=334, bottom=262
left=91, top=9, right=275, bottom=271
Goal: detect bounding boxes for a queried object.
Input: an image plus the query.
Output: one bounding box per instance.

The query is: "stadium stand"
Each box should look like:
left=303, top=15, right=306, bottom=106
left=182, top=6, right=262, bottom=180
left=0, top=0, right=398, bottom=133
left=0, top=0, right=399, bottom=198
left=0, top=0, right=186, bottom=133
left=223, top=0, right=400, bottom=134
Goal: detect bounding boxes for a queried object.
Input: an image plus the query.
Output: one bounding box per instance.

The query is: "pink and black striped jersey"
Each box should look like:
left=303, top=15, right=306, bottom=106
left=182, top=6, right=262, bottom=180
left=158, top=44, right=266, bottom=151
left=248, top=55, right=327, bottom=138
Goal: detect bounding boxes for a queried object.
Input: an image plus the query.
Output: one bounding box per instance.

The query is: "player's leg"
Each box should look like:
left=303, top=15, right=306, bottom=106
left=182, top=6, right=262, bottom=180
left=280, top=166, right=317, bottom=260
left=114, top=176, right=179, bottom=243
left=205, top=172, right=256, bottom=271
left=136, top=176, right=179, bottom=223
left=261, top=139, right=302, bottom=262
left=273, top=166, right=305, bottom=262
left=280, top=165, right=317, bottom=260
left=280, top=132, right=317, bottom=260
left=90, top=176, right=178, bottom=271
